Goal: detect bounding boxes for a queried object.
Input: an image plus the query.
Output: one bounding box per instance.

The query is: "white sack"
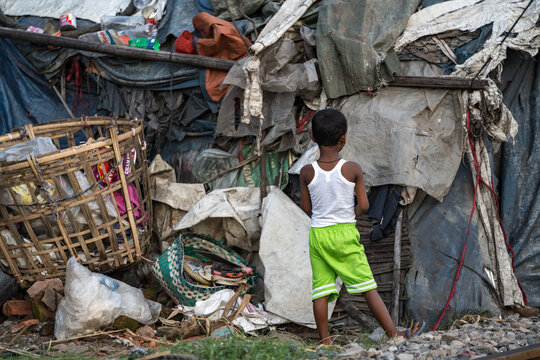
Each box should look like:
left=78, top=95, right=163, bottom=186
left=259, top=187, right=340, bottom=328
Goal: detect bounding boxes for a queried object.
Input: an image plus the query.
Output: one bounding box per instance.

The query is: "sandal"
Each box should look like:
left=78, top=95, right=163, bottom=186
left=404, top=320, right=425, bottom=338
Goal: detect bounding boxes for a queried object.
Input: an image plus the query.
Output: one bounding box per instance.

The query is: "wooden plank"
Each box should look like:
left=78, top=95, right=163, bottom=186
left=390, top=76, right=489, bottom=90
left=391, top=212, right=403, bottom=324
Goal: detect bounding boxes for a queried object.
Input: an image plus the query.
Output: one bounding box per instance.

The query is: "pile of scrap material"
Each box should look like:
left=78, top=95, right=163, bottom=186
left=0, top=0, right=539, bottom=349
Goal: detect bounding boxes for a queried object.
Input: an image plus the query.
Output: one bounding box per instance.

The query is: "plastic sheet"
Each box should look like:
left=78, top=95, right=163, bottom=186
left=172, top=187, right=261, bottom=252
left=405, top=164, right=502, bottom=329
left=259, top=187, right=340, bottom=328
left=334, top=61, right=464, bottom=201
left=55, top=258, right=161, bottom=339
left=192, top=149, right=239, bottom=191
left=500, top=50, right=540, bottom=307
left=316, top=0, right=421, bottom=98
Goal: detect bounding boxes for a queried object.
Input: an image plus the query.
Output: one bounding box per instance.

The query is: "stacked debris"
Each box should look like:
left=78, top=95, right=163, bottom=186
left=0, top=1, right=539, bottom=356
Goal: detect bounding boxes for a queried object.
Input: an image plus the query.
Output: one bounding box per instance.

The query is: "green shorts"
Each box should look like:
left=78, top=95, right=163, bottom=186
left=309, top=222, right=377, bottom=302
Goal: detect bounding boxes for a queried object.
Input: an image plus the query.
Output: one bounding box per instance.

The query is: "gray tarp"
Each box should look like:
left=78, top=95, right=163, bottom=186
left=218, top=38, right=319, bottom=151
left=333, top=61, right=463, bottom=201
left=316, top=0, right=421, bottom=99
left=500, top=50, right=540, bottom=307
left=405, top=163, right=503, bottom=329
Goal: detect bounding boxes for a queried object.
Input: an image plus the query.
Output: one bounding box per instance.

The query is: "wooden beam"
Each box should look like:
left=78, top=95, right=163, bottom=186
left=390, top=75, right=489, bottom=90
left=0, top=27, right=236, bottom=71
left=336, top=297, right=378, bottom=329
left=390, top=212, right=403, bottom=325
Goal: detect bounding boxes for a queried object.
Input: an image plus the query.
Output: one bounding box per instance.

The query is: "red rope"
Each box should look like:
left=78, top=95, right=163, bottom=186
left=66, top=56, right=86, bottom=114
left=432, top=108, right=526, bottom=331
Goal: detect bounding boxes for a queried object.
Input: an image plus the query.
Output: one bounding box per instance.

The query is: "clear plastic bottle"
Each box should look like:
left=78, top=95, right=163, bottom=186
left=79, top=30, right=128, bottom=45
left=117, top=24, right=157, bottom=39
left=100, top=15, right=145, bottom=31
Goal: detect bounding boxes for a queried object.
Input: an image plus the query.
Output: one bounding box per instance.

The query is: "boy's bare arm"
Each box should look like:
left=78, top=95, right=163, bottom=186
left=299, top=165, right=314, bottom=216
left=354, top=167, right=369, bottom=217
left=342, top=161, right=369, bottom=217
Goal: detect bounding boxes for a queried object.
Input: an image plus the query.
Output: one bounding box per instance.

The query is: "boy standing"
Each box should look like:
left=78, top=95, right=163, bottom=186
left=300, top=109, right=423, bottom=344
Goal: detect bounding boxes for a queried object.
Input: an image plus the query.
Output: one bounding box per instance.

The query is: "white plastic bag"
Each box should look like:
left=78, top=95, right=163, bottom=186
left=54, top=258, right=161, bottom=339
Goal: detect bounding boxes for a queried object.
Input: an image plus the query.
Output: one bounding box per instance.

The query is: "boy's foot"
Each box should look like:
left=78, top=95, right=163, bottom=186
left=320, top=336, right=333, bottom=346
left=403, top=320, right=425, bottom=338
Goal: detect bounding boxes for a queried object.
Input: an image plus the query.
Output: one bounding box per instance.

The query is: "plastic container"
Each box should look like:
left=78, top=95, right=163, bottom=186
left=60, top=13, right=77, bottom=31
left=79, top=30, right=128, bottom=45
left=117, top=23, right=157, bottom=39
left=101, top=15, right=145, bottom=31
left=129, top=38, right=160, bottom=51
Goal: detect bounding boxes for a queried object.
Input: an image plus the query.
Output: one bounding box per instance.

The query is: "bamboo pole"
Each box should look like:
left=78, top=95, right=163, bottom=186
left=0, top=27, right=235, bottom=71
left=391, top=212, right=403, bottom=325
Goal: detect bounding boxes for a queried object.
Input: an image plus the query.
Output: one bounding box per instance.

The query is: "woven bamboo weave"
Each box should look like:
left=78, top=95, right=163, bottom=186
left=0, top=116, right=152, bottom=287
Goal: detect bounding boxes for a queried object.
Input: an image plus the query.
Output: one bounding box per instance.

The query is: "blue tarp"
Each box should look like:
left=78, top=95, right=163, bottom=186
left=0, top=38, right=101, bottom=134
left=500, top=50, right=540, bottom=307
left=13, top=0, right=201, bottom=89
left=405, top=163, right=502, bottom=329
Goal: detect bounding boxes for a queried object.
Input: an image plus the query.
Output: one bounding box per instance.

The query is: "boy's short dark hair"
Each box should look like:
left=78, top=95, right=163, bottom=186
left=311, top=109, right=348, bottom=146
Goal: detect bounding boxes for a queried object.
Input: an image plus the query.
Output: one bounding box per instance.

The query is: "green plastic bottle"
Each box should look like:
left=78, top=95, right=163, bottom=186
left=128, top=38, right=160, bottom=51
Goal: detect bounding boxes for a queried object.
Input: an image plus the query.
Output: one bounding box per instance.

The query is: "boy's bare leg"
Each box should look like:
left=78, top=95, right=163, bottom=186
left=363, top=289, right=400, bottom=338
left=313, top=295, right=332, bottom=345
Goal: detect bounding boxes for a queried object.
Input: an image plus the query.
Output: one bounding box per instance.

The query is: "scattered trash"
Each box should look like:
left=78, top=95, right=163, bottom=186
left=178, top=288, right=286, bottom=333
left=54, top=258, right=161, bottom=339
left=59, top=13, right=77, bottom=31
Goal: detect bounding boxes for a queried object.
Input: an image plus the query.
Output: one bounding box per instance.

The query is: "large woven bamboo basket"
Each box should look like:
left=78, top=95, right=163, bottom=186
left=0, top=116, right=152, bottom=287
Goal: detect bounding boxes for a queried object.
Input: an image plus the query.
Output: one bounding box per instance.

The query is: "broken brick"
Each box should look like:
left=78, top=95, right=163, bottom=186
left=41, top=288, right=63, bottom=312
left=32, top=297, right=54, bottom=322
left=3, top=300, right=33, bottom=317
left=9, top=318, right=39, bottom=333
left=27, top=278, right=63, bottom=299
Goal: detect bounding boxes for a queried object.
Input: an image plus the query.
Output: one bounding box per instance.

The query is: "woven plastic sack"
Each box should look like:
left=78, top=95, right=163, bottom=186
left=152, top=233, right=256, bottom=306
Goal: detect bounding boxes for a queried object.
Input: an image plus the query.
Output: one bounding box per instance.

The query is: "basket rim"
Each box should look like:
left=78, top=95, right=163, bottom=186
left=0, top=118, right=144, bottom=173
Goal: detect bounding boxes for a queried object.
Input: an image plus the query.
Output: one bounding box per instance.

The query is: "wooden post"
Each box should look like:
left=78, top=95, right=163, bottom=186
left=391, top=212, right=403, bottom=325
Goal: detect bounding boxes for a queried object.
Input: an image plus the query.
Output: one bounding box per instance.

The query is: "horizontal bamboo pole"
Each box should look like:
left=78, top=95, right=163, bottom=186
left=0, top=27, right=236, bottom=71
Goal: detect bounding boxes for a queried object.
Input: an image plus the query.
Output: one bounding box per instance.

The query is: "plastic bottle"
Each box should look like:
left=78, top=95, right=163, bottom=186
left=101, top=15, right=145, bottom=31
left=128, top=38, right=160, bottom=51
left=79, top=30, right=128, bottom=45
left=117, top=23, right=157, bottom=39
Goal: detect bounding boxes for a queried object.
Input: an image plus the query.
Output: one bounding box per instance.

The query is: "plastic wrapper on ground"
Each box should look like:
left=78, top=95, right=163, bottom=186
left=54, top=258, right=161, bottom=339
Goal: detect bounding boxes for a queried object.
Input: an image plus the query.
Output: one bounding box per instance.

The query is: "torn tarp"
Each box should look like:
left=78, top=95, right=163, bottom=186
left=500, top=50, right=540, bottom=307
left=217, top=38, right=319, bottom=150
left=149, top=155, right=206, bottom=242
left=172, top=187, right=261, bottom=252
left=405, top=164, right=503, bottom=329
left=316, top=0, right=421, bottom=99
left=395, top=0, right=540, bottom=78
left=333, top=61, right=464, bottom=201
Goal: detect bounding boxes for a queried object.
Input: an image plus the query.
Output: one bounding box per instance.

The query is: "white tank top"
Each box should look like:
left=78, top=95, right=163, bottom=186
left=307, top=159, right=356, bottom=228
